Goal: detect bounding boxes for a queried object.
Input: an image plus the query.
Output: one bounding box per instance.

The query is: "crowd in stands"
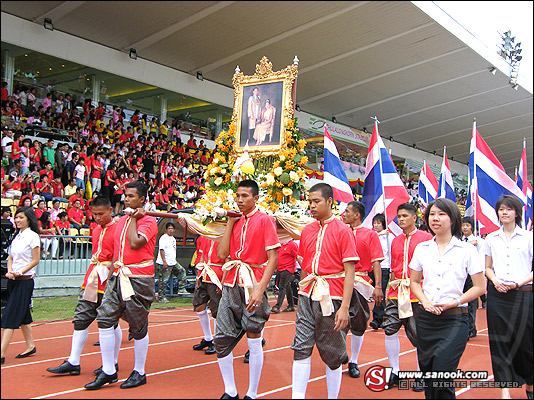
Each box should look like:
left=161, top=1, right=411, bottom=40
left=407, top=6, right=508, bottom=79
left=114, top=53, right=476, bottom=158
left=1, top=81, right=217, bottom=251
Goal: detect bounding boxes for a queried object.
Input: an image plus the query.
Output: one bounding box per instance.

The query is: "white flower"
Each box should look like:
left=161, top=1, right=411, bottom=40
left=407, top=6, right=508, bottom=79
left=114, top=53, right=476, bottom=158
left=214, top=177, right=223, bottom=186
left=266, top=174, right=276, bottom=185
left=289, top=171, right=299, bottom=182
left=282, top=187, right=293, bottom=197
left=210, top=167, right=219, bottom=175
left=274, top=167, right=283, bottom=176
left=280, top=155, right=286, bottom=161
left=213, top=158, right=219, bottom=164
left=227, top=189, right=233, bottom=195
left=221, top=169, right=227, bottom=174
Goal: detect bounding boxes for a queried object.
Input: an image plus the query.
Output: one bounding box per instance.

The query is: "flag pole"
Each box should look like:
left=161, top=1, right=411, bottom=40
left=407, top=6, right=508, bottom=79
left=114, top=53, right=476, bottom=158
left=472, top=118, right=479, bottom=236
left=371, top=116, right=390, bottom=233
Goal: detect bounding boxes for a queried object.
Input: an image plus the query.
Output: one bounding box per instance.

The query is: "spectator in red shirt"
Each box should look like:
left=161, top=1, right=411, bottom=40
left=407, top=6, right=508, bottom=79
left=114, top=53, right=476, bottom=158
left=51, top=176, right=68, bottom=202
left=54, top=211, right=72, bottom=259
left=34, top=199, right=48, bottom=220
left=42, top=161, right=54, bottom=183
left=68, top=199, right=88, bottom=230
left=36, top=174, right=53, bottom=202
left=68, top=187, right=86, bottom=209
left=272, top=239, right=299, bottom=313
left=29, top=140, right=42, bottom=167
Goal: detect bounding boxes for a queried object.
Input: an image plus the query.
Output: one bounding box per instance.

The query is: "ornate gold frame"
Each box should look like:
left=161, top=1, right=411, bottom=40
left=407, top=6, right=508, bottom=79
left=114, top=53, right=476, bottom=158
left=231, top=57, right=298, bottom=158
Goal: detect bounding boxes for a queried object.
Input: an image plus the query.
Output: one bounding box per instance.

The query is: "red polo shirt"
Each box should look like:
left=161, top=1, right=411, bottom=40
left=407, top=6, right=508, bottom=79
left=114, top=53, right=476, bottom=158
left=298, top=216, right=359, bottom=299
left=351, top=225, right=385, bottom=283
left=68, top=207, right=84, bottom=224
left=387, top=228, right=433, bottom=301
left=277, top=240, right=298, bottom=273
left=81, top=220, right=116, bottom=293
left=197, top=236, right=225, bottom=283
left=225, top=207, right=280, bottom=287
left=113, top=214, right=158, bottom=275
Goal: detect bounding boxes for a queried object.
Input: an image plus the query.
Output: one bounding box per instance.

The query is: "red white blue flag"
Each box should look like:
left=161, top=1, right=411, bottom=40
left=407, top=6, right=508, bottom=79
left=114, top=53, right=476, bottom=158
left=418, top=160, right=439, bottom=207
left=437, top=146, right=456, bottom=202
left=323, top=126, right=354, bottom=209
left=465, top=120, right=527, bottom=234
left=362, top=122, right=410, bottom=236
left=516, top=139, right=533, bottom=230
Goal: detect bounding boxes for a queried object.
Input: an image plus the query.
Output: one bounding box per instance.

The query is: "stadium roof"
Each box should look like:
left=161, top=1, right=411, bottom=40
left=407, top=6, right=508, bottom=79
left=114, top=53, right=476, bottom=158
left=1, top=1, right=532, bottom=179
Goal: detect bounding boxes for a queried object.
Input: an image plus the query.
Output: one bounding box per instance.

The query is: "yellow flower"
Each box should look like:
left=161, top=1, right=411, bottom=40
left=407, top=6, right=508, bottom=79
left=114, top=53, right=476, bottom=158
left=215, top=177, right=223, bottom=186
left=286, top=119, right=294, bottom=129
left=282, top=188, right=293, bottom=196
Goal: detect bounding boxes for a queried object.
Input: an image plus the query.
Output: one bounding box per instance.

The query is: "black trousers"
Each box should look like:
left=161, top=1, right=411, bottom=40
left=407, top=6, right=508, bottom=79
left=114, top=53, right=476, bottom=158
left=274, top=270, right=295, bottom=309
left=368, top=269, right=389, bottom=325
left=463, top=275, right=478, bottom=336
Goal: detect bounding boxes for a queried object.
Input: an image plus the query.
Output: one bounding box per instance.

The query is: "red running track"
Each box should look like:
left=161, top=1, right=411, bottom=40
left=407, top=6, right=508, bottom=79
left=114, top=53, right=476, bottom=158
left=0, top=300, right=525, bottom=399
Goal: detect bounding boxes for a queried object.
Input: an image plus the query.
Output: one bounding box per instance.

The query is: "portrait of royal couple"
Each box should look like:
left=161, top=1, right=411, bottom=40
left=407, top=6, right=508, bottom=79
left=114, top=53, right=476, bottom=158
left=247, top=86, right=277, bottom=146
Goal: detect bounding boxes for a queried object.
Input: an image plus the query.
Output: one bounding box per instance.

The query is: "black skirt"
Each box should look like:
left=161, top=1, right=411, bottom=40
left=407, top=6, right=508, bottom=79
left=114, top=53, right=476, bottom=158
left=1, top=278, right=34, bottom=329
left=487, top=283, right=533, bottom=386
left=416, top=308, right=469, bottom=399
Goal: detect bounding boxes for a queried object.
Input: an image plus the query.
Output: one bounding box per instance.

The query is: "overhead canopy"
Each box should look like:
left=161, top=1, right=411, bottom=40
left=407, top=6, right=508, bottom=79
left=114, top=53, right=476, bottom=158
left=1, top=1, right=532, bottom=179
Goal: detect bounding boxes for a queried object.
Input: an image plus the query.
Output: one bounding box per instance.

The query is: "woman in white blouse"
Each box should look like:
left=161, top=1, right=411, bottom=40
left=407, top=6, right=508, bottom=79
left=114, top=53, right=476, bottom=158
left=410, top=198, right=485, bottom=399
left=0, top=206, right=41, bottom=365
left=484, top=195, right=533, bottom=400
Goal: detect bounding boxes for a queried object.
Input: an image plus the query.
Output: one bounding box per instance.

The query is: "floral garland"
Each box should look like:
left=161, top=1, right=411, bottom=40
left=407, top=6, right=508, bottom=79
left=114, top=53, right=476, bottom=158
left=196, top=118, right=311, bottom=224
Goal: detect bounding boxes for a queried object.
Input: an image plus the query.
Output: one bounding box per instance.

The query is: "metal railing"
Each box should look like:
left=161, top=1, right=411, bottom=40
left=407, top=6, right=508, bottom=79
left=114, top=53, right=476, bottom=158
left=37, top=234, right=92, bottom=276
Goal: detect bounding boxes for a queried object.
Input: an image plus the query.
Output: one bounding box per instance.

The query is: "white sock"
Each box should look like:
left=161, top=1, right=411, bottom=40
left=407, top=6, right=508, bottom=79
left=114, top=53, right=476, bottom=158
left=113, top=325, right=122, bottom=364
left=98, top=327, right=116, bottom=375
left=292, top=357, right=311, bottom=399
left=67, top=328, right=88, bottom=366
left=133, top=334, right=149, bottom=376
left=197, top=310, right=213, bottom=341
left=325, top=365, right=342, bottom=399
left=350, top=334, right=364, bottom=364
left=217, top=352, right=237, bottom=397
left=246, top=337, right=264, bottom=399
left=385, top=332, right=400, bottom=375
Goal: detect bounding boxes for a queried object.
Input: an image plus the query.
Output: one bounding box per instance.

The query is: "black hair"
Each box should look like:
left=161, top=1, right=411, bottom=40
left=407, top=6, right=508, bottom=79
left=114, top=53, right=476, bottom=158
left=58, top=211, right=68, bottom=219
left=397, top=202, right=417, bottom=216
left=14, top=206, right=40, bottom=235
left=495, top=195, right=523, bottom=227
left=309, top=183, right=333, bottom=203
left=39, top=211, right=52, bottom=229
left=347, top=200, right=365, bottom=218
left=461, top=216, right=475, bottom=232
left=372, top=213, right=386, bottom=230
left=237, top=179, right=259, bottom=197
left=424, top=198, right=462, bottom=239
left=165, top=222, right=175, bottom=230
left=1, top=206, right=11, bottom=214
left=126, top=180, right=148, bottom=200
left=91, top=195, right=111, bottom=209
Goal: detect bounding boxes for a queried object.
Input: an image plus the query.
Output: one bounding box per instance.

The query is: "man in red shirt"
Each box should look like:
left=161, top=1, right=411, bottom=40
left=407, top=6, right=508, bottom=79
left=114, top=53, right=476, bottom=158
left=191, top=236, right=224, bottom=355
left=291, top=183, right=357, bottom=399
left=68, top=199, right=87, bottom=230
left=86, top=181, right=157, bottom=390
left=47, top=196, right=120, bottom=376
left=382, top=203, right=433, bottom=390
left=36, top=174, right=53, bottom=202
left=215, top=180, right=280, bottom=400
left=51, top=176, right=68, bottom=202
left=272, top=239, right=298, bottom=313
left=342, top=201, right=384, bottom=379
left=68, top=187, right=86, bottom=209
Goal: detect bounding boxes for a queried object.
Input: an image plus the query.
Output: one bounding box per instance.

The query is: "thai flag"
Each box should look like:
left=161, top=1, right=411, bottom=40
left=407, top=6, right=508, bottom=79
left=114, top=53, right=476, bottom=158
left=361, top=122, right=410, bottom=236
left=418, top=160, right=439, bottom=207
left=437, top=147, right=456, bottom=202
left=516, top=140, right=533, bottom=230
left=323, top=127, right=354, bottom=209
left=465, top=120, right=527, bottom=234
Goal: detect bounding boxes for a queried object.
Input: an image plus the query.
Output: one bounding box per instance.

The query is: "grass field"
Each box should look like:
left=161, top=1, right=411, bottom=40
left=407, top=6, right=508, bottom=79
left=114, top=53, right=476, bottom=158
left=29, top=295, right=194, bottom=322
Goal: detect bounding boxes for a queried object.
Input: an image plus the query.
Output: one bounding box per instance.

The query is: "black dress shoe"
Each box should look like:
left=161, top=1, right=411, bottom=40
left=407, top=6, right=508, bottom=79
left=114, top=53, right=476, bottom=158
left=205, top=343, right=216, bottom=355
left=282, top=307, right=295, bottom=312
left=93, top=341, right=100, bottom=346
left=120, top=370, right=146, bottom=389
left=47, top=361, right=80, bottom=375
left=271, top=306, right=280, bottom=314
left=220, top=393, right=239, bottom=399
left=84, top=371, right=118, bottom=390
left=94, top=363, right=119, bottom=376
left=369, top=320, right=380, bottom=330
left=468, top=331, right=477, bottom=339
left=15, top=347, right=36, bottom=358
left=1, top=357, right=4, bottom=364
left=348, top=362, right=360, bottom=378
left=386, top=373, right=399, bottom=389
left=193, top=339, right=213, bottom=351
left=412, top=377, right=425, bottom=392
left=244, top=338, right=266, bottom=363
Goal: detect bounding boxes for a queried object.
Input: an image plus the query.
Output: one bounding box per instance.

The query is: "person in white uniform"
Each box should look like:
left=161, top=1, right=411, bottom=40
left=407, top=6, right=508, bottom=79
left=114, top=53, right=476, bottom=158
left=484, top=195, right=533, bottom=400
left=409, top=198, right=485, bottom=399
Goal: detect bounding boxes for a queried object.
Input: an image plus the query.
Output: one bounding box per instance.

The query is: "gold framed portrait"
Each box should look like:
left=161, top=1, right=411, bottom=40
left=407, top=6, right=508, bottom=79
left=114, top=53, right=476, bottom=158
left=231, top=57, right=298, bottom=158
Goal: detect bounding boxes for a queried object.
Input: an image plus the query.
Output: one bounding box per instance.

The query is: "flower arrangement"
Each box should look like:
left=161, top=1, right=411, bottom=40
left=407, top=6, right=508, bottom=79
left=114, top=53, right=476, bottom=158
left=196, top=118, right=312, bottom=224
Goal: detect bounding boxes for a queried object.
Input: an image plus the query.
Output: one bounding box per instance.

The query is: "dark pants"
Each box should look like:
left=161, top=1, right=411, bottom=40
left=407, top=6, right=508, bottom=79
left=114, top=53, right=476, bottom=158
left=463, top=275, right=478, bottom=336
left=369, top=268, right=390, bottom=326
left=275, top=270, right=295, bottom=309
